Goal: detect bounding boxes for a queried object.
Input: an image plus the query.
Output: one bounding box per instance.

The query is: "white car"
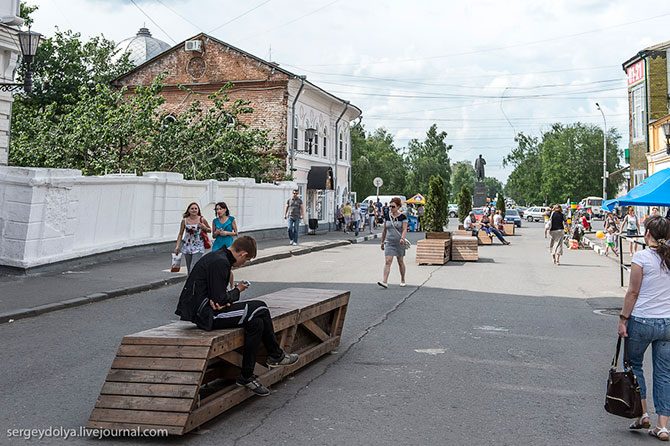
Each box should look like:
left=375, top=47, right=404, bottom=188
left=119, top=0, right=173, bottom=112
left=448, top=204, right=458, bottom=218
left=525, top=206, right=550, bottom=222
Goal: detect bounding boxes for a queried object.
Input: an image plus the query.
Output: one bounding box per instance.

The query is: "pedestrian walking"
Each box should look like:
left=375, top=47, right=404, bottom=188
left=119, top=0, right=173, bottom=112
left=352, top=203, right=362, bottom=236
left=336, top=205, right=344, bottom=231
left=211, top=202, right=238, bottom=252
left=604, top=212, right=619, bottom=232
left=342, top=202, right=352, bottom=233
left=175, top=236, right=299, bottom=397
left=548, top=204, right=566, bottom=265
left=284, top=189, right=305, bottom=246
left=367, top=200, right=377, bottom=233
left=382, top=202, right=390, bottom=221
left=603, top=226, right=618, bottom=257
left=621, top=207, right=641, bottom=256
left=377, top=197, right=408, bottom=289
left=417, top=204, right=425, bottom=231
left=617, top=216, right=670, bottom=438
left=175, top=202, right=211, bottom=274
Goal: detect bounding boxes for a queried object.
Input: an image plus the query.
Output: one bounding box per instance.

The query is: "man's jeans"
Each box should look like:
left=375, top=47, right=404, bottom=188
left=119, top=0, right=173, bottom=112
left=287, top=217, right=300, bottom=244
left=627, top=316, right=670, bottom=416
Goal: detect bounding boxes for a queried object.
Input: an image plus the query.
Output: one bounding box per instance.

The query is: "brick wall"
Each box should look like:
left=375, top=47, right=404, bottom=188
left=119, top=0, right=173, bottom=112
left=115, top=35, right=292, bottom=174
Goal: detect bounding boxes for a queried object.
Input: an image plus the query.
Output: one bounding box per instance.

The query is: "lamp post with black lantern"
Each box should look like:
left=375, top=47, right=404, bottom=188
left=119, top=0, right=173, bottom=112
left=0, top=27, right=42, bottom=93
left=662, top=122, right=670, bottom=156
left=596, top=102, right=608, bottom=201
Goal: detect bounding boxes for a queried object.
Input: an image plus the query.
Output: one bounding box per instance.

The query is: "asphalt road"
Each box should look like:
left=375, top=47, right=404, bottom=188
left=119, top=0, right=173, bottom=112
left=0, top=221, right=651, bottom=445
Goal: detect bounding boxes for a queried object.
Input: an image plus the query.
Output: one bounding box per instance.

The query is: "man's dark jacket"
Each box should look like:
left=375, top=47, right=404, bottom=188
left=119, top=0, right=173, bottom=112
left=175, top=248, right=241, bottom=328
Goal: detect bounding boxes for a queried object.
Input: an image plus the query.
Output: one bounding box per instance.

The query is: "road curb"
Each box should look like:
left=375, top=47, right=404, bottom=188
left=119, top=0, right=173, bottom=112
left=0, top=236, right=376, bottom=325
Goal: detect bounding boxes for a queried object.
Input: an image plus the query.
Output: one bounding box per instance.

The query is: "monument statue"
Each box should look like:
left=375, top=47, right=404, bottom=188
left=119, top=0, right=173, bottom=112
left=474, top=154, right=486, bottom=181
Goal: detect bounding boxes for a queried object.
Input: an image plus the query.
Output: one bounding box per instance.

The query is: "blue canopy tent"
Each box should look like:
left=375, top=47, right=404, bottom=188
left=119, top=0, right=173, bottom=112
left=602, top=168, right=670, bottom=211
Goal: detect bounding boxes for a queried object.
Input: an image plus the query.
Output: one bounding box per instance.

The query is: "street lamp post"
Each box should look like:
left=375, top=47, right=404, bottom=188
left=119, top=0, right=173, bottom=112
left=0, top=28, right=42, bottom=93
left=596, top=102, right=607, bottom=201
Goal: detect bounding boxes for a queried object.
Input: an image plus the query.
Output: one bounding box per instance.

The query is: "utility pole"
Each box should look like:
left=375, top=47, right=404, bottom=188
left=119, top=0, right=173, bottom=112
left=596, top=103, right=607, bottom=200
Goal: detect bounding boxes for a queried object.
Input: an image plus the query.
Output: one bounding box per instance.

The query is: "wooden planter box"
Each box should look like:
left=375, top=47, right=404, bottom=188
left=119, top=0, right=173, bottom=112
left=425, top=231, right=452, bottom=240
left=502, top=223, right=516, bottom=235
left=451, top=235, right=479, bottom=261
left=477, top=231, right=493, bottom=245
left=416, top=239, right=451, bottom=265
left=87, top=288, right=349, bottom=435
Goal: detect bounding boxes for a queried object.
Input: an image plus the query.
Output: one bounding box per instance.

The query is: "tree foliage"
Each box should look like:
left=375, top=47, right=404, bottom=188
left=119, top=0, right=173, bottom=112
left=496, top=192, right=506, bottom=216
left=351, top=124, right=406, bottom=198
left=457, top=185, right=472, bottom=223
left=503, top=124, right=622, bottom=206
left=405, top=124, right=451, bottom=199
left=483, top=176, right=504, bottom=200
left=450, top=161, right=476, bottom=202
left=423, top=175, right=448, bottom=232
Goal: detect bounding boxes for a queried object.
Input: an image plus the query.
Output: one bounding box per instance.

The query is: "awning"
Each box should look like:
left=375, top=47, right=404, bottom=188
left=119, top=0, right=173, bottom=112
left=406, top=194, right=426, bottom=204
left=307, top=166, right=334, bottom=190
left=602, top=168, right=670, bottom=211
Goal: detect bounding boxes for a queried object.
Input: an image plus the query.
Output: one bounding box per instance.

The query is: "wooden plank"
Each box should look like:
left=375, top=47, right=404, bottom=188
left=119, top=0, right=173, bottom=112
left=86, top=421, right=183, bottom=436
left=218, top=351, right=268, bottom=376
left=112, top=357, right=206, bottom=372
left=101, top=382, right=198, bottom=398
left=301, top=319, right=330, bottom=342
left=185, top=336, right=341, bottom=433
left=95, top=395, right=194, bottom=413
left=106, top=369, right=201, bottom=385
left=298, top=294, right=349, bottom=323
left=117, top=345, right=210, bottom=359
left=331, top=304, right=347, bottom=338
left=280, top=325, right=298, bottom=350
left=90, top=408, right=188, bottom=427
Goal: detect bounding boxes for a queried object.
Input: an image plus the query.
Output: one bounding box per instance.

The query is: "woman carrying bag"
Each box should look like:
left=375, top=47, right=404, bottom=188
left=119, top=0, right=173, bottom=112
left=211, top=201, right=237, bottom=252
left=377, top=197, right=408, bottom=289
left=175, top=202, right=211, bottom=274
left=617, top=216, right=670, bottom=439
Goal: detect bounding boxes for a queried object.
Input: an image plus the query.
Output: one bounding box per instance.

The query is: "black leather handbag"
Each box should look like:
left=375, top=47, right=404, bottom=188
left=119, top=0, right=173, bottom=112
left=604, top=336, right=643, bottom=418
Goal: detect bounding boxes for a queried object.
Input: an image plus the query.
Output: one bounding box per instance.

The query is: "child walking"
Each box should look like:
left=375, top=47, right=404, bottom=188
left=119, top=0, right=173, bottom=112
left=604, top=226, right=618, bottom=257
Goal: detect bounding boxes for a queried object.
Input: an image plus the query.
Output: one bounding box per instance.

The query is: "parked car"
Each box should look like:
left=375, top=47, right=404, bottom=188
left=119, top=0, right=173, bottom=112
left=525, top=206, right=550, bottom=222
left=504, top=209, right=522, bottom=227
left=448, top=204, right=458, bottom=218
left=472, top=207, right=486, bottom=221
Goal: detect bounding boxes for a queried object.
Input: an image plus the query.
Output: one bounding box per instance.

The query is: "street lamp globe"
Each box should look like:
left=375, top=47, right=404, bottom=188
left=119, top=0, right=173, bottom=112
left=17, top=29, right=42, bottom=58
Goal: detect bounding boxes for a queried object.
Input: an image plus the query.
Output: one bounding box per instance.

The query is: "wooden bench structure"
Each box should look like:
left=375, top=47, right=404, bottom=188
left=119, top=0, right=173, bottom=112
left=87, top=288, right=349, bottom=435
left=416, top=239, right=451, bottom=265
left=502, top=223, right=516, bottom=235
left=451, top=235, right=479, bottom=261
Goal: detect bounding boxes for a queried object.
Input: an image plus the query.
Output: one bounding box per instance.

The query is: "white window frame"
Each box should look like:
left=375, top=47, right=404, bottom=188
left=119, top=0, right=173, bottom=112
left=292, top=116, right=298, bottom=152
left=631, top=84, right=646, bottom=142
left=323, top=127, right=327, bottom=157
left=313, top=124, right=319, bottom=156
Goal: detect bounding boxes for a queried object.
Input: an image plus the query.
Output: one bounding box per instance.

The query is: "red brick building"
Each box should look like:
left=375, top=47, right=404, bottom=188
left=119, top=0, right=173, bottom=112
left=113, top=33, right=361, bottom=227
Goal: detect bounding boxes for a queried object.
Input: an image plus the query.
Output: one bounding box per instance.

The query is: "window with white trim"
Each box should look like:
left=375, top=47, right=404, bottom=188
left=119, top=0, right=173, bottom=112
left=632, top=84, right=646, bottom=142
left=313, top=125, right=319, bottom=156
left=323, top=128, right=327, bottom=157
left=304, top=120, right=311, bottom=154
left=292, top=116, right=298, bottom=152
left=339, top=131, right=343, bottom=159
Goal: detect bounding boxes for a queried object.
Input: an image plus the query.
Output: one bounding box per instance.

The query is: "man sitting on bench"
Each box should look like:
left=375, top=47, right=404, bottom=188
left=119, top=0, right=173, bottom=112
left=175, top=236, right=299, bottom=397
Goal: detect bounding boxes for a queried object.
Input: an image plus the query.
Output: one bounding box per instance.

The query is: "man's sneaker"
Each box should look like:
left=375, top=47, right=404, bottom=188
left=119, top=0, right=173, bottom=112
left=236, top=375, right=270, bottom=396
left=267, top=353, right=299, bottom=368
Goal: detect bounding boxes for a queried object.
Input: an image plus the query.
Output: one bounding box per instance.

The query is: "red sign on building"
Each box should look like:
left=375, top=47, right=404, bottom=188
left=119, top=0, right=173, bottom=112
left=627, top=60, right=645, bottom=86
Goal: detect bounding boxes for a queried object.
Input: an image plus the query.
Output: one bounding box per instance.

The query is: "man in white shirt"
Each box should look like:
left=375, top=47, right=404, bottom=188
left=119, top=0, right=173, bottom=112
left=463, top=211, right=477, bottom=236
left=493, top=210, right=503, bottom=229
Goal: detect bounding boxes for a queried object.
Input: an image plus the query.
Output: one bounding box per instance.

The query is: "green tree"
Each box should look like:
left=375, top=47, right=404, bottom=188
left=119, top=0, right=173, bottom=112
left=423, top=175, right=448, bottom=232
left=496, top=192, right=506, bottom=216
left=483, top=176, right=504, bottom=200
left=503, top=133, right=543, bottom=206
left=19, top=1, right=38, bottom=26
left=450, top=161, right=476, bottom=201
left=457, top=185, right=472, bottom=223
left=405, top=124, right=451, bottom=199
left=351, top=124, right=406, bottom=198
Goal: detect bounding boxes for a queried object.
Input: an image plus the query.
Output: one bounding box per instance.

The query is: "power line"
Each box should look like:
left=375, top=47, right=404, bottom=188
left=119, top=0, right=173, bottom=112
left=286, top=11, right=670, bottom=67
left=208, top=0, right=273, bottom=34
left=129, top=0, right=176, bottom=44
left=155, top=0, right=202, bottom=32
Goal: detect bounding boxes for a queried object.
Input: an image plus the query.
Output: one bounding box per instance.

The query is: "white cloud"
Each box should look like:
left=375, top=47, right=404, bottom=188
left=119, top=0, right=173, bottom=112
left=27, top=0, right=669, bottom=180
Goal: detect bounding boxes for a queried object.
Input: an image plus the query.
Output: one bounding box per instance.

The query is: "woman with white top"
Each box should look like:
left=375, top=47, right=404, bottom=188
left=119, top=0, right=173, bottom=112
left=618, top=216, right=670, bottom=439
left=175, top=202, right=211, bottom=274
left=621, top=206, right=641, bottom=256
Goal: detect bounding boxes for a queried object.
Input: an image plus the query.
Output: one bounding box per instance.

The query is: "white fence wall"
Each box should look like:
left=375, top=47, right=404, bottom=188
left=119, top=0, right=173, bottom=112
left=0, top=166, right=296, bottom=268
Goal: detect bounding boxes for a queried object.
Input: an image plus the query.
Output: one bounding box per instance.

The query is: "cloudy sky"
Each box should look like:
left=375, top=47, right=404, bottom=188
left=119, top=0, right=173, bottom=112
left=27, top=0, right=670, bottom=181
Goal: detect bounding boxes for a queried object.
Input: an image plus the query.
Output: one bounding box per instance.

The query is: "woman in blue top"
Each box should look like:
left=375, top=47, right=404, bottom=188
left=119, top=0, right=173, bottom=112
left=212, top=202, right=238, bottom=252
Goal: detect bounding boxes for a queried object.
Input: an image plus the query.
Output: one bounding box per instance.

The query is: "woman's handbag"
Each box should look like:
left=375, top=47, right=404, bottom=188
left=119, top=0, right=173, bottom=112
left=604, top=336, right=643, bottom=419
left=200, top=219, right=212, bottom=249
left=170, top=253, right=182, bottom=273
left=391, top=216, right=411, bottom=249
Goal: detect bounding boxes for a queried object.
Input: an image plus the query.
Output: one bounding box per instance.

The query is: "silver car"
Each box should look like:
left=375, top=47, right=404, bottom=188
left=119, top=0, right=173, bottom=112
left=525, top=206, right=550, bottom=222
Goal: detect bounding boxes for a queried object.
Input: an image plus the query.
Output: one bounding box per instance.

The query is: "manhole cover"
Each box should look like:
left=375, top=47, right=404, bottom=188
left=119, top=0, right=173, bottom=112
left=593, top=308, right=621, bottom=317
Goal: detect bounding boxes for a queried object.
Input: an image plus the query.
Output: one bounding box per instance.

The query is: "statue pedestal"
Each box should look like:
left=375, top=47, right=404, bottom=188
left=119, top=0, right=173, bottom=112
left=473, top=182, right=487, bottom=207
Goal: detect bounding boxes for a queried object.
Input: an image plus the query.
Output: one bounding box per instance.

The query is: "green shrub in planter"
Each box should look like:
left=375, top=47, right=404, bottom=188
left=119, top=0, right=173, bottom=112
left=496, top=192, right=506, bottom=216
left=457, top=185, right=472, bottom=223
left=423, top=175, right=449, bottom=232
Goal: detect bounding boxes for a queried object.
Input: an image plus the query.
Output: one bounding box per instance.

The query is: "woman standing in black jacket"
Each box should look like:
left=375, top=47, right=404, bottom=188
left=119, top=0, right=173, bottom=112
left=548, top=205, right=566, bottom=265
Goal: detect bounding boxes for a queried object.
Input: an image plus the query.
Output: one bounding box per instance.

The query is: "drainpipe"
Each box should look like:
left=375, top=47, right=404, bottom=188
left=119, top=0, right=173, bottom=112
left=333, top=101, right=349, bottom=227
left=289, top=75, right=306, bottom=177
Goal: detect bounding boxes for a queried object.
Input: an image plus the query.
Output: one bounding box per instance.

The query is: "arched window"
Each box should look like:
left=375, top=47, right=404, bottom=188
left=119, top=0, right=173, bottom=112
left=313, top=124, right=319, bottom=156
left=304, top=120, right=311, bottom=154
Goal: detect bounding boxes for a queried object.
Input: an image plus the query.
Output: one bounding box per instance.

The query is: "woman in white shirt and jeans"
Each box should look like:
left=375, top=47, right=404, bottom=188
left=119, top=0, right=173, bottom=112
left=618, top=216, right=670, bottom=439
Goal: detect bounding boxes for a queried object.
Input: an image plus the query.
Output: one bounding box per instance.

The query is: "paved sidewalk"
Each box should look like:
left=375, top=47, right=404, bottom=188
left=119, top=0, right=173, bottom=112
left=0, top=229, right=382, bottom=324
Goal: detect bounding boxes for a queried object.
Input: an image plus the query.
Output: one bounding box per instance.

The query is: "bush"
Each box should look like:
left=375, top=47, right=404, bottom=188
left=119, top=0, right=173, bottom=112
left=423, top=175, right=449, bottom=232
left=457, top=185, right=472, bottom=223
left=496, top=192, right=506, bottom=216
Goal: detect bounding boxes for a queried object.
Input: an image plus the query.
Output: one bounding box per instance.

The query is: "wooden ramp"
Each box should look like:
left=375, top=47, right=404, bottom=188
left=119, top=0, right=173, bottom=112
left=87, top=288, right=349, bottom=435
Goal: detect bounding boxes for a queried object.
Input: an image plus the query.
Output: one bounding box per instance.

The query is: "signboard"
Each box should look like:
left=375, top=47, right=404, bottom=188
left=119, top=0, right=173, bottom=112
left=373, top=177, right=383, bottom=188
left=626, top=60, right=645, bottom=87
